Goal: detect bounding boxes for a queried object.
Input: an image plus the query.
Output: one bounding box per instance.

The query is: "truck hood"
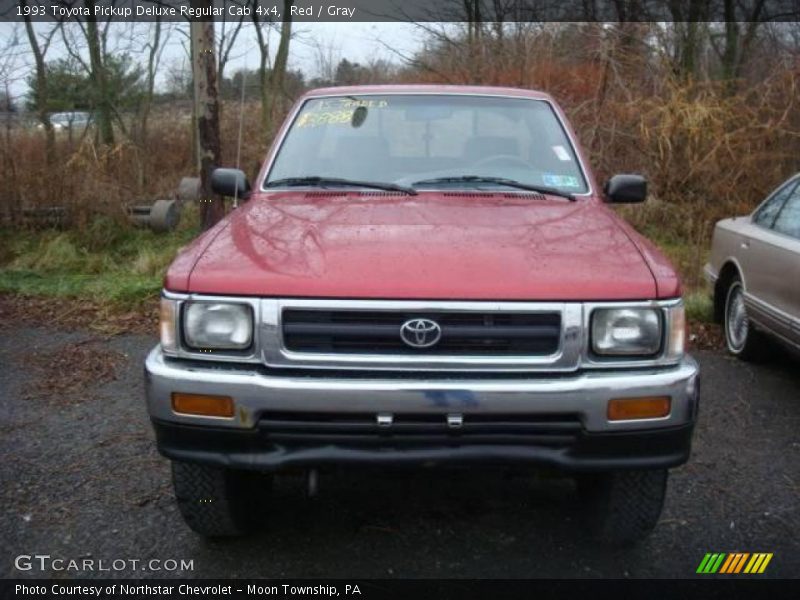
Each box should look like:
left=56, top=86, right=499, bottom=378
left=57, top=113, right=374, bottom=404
left=168, top=192, right=663, bottom=300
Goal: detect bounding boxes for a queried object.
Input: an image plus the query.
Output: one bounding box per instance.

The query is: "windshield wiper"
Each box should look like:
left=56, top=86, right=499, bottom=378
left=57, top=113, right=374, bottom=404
left=411, top=176, right=575, bottom=201
left=265, top=176, right=417, bottom=196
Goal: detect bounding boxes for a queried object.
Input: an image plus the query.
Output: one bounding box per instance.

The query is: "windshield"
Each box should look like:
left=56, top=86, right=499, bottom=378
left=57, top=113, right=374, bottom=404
left=264, top=95, right=589, bottom=194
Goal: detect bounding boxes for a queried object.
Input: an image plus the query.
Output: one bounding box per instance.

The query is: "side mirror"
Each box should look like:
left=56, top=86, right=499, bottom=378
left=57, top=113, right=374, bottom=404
left=604, top=174, right=647, bottom=204
left=211, top=168, right=251, bottom=199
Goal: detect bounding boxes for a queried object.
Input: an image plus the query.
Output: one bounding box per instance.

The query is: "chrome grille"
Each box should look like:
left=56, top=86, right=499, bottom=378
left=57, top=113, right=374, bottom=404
left=261, top=299, right=582, bottom=372
left=282, top=309, right=561, bottom=355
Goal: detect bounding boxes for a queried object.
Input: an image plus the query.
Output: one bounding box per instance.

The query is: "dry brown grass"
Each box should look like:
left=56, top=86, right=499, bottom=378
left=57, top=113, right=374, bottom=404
left=578, top=72, right=800, bottom=288
left=0, top=100, right=270, bottom=227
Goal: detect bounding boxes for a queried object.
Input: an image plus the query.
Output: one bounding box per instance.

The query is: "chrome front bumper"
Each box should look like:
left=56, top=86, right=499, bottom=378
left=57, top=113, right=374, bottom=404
left=145, top=346, right=699, bottom=434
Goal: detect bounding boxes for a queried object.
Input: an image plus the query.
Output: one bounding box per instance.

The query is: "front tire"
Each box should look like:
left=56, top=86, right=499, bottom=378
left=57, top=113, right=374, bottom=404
left=578, top=469, right=668, bottom=546
left=171, top=460, right=272, bottom=538
left=723, top=277, right=766, bottom=360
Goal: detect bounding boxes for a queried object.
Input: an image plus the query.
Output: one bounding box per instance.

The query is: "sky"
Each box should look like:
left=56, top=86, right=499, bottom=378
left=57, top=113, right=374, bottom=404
left=0, top=21, right=423, bottom=103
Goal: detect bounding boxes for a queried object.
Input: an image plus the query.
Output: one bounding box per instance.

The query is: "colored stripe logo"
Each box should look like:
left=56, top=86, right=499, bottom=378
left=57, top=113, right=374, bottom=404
left=697, top=553, right=773, bottom=574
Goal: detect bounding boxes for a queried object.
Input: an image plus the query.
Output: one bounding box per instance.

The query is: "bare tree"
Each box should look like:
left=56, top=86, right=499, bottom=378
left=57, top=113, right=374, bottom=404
left=664, top=0, right=711, bottom=81
left=58, top=1, right=139, bottom=145
left=250, top=0, right=294, bottom=133
left=713, top=0, right=769, bottom=92
left=83, top=0, right=114, bottom=144
left=250, top=2, right=272, bottom=128
left=21, top=0, right=59, bottom=165
left=265, top=0, right=293, bottom=128
left=130, top=19, right=172, bottom=190
left=139, top=20, right=165, bottom=146
left=217, top=5, right=247, bottom=91
left=309, top=37, right=342, bottom=85
left=190, top=0, right=223, bottom=230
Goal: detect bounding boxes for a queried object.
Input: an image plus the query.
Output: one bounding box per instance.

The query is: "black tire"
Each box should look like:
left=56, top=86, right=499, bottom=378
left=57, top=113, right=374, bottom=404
left=578, top=469, right=668, bottom=546
left=171, top=460, right=272, bottom=538
left=723, top=276, right=768, bottom=361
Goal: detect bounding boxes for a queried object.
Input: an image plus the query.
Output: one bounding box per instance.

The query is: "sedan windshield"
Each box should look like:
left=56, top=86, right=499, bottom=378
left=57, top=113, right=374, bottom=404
left=265, top=94, right=588, bottom=195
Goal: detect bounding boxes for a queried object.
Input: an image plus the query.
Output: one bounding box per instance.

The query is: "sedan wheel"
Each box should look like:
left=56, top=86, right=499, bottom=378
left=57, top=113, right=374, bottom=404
left=725, top=281, right=749, bottom=352
left=723, top=278, right=766, bottom=360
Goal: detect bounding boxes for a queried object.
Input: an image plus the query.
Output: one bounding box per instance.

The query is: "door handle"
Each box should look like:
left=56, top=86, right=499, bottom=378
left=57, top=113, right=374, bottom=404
left=740, top=240, right=750, bottom=249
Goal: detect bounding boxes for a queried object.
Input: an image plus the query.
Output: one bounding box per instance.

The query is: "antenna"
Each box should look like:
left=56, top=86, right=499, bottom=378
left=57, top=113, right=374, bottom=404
left=233, top=59, right=247, bottom=208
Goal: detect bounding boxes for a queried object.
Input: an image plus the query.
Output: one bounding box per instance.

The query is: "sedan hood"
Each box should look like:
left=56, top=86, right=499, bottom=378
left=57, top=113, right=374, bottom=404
left=170, top=192, right=659, bottom=300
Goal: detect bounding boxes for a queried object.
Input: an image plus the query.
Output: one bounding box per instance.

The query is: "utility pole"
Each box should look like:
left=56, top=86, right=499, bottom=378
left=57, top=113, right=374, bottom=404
left=190, top=2, right=224, bottom=230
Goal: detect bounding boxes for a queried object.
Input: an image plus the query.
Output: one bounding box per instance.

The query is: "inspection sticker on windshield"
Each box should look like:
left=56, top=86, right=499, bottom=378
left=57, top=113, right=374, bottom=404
left=296, top=99, right=390, bottom=128
left=308, top=98, right=389, bottom=111
left=552, top=145, right=572, bottom=161
left=296, top=110, right=354, bottom=128
left=543, top=174, right=581, bottom=188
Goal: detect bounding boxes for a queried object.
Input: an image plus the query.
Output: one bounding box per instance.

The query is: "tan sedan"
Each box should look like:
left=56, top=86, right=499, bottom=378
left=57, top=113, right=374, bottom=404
left=705, top=173, right=800, bottom=359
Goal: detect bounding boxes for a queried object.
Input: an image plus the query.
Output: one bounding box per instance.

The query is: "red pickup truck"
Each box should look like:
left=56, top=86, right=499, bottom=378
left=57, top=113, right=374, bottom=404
left=145, top=85, right=698, bottom=545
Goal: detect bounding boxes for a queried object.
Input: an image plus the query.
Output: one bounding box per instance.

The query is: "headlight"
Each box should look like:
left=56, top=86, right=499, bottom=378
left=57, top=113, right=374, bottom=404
left=591, top=307, right=662, bottom=356
left=183, top=302, right=253, bottom=350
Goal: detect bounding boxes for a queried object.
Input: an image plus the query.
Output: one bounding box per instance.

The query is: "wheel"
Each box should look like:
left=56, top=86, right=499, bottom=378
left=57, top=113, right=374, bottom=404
left=149, top=199, right=180, bottom=232
left=578, top=469, right=668, bottom=546
left=177, top=176, right=202, bottom=203
left=171, top=460, right=272, bottom=538
left=723, top=277, right=767, bottom=360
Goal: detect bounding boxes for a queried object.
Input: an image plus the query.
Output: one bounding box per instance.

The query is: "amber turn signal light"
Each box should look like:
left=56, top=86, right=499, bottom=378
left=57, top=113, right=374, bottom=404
left=172, top=393, right=234, bottom=418
left=608, top=396, right=671, bottom=421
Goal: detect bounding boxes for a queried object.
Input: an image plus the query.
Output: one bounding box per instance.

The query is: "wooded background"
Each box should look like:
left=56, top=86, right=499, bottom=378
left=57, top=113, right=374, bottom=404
left=2, top=6, right=800, bottom=291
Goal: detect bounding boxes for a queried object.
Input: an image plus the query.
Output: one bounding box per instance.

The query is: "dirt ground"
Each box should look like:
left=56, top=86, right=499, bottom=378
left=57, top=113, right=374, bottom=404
left=1, top=325, right=798, bottom=579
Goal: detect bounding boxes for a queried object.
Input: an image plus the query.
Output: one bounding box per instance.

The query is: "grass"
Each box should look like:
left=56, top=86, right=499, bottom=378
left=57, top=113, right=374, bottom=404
left=684, top=290, right=714, bottom=323
left=0, top=209, right=199, bottom=310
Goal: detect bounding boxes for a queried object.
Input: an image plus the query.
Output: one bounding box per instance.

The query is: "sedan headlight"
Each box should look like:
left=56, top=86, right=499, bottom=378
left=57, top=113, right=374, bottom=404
left=183, top=302, right=253, bottom=350
left=591, top=308, right=662, bottom=356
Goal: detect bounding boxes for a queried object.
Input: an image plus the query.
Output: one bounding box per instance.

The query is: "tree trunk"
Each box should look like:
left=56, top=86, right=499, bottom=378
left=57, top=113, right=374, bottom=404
left=191, top=4, right=224, bottom=231
left=22, top=6, right=55, bottom=166
left=667, top=0, right=709, bottom=81
left=251, top=1, right=272, bottom=133
left=85, top=1, right=114, bottom=145
left=259, top=61, right=270, bottom=133
left=264, top=1, right=292, bottom=134
left=138, top=19, right=162, bottom=191
left=720, top=0, right=766, bottom=94
left=2, top=83, right=19, bottom=223
left=140, top=19, right=161, bottom=145
left=721, top=18, right=740, bottom=84
left=680, top=22, right=700, bottom=79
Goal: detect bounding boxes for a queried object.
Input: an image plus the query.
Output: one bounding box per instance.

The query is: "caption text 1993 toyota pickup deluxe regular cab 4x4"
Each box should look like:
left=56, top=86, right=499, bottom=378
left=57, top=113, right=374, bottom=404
left=144, top=85, right=699, bottom=545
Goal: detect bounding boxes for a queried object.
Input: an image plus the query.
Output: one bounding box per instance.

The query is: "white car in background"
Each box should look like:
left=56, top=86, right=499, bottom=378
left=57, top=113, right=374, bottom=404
left=38, top=111, right=91, bottom=132
left=705, top=173, right=800, bottom=359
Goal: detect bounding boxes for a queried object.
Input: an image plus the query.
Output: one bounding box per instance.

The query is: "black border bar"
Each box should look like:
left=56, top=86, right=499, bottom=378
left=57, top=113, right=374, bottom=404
left=3, top=0, right=800, bottom=23
left=3, top=579, right=800, bottom=600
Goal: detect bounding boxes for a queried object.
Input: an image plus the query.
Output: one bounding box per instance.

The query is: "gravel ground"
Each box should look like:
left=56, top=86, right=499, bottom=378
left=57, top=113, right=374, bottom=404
left=1, top=326, right=798, bottom=579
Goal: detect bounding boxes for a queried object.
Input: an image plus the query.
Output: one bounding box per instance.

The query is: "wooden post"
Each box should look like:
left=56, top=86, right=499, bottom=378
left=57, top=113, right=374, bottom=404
left=190, top=3, right=224, bottom=230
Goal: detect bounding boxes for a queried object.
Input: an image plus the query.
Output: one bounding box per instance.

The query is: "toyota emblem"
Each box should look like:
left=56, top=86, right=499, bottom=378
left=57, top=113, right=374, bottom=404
left=400, top=318, right=442, bottom=349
